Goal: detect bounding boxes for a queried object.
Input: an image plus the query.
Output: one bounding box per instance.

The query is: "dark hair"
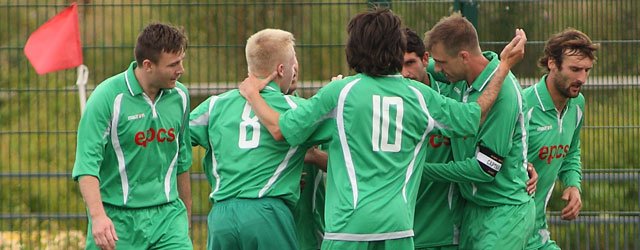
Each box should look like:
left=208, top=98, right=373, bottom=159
left=134, top=23, right=188, bottom=65
left=538, top=28, right=599, bottom=72
left=424, top=12, right=479, bottom=56
left=346, top=8, right=405, bottom=76
left=403, top=27, right=425, bottom=56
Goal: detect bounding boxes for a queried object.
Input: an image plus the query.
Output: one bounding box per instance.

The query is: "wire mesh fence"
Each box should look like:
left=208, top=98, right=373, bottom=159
left=0, top=0, right=638, bottom=249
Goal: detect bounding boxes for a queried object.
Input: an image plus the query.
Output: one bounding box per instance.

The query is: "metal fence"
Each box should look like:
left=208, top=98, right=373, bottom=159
left=0, top=1, right=638, bottom=249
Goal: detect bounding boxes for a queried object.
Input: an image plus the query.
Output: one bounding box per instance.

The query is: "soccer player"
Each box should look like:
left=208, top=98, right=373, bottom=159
left=425, top=13, right=534, bottom=249
left=294, top=160, right=327, bottom=250
left=189, top=28, right=328, bottom=250
left=405, top=26, right=538, bottom=249
left=288, top=66, right=328, bottom=250
left=524, top=28, right=598, bottom=250
left=72, top=23, right=192, bottom=250
left=401, top=27, right=460, bottom=250
left=239, top=8, right=527, bottom=249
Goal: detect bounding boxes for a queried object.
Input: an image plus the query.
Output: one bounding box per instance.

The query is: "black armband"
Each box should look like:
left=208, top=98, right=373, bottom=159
left=476, top=144, right=504, bottom=177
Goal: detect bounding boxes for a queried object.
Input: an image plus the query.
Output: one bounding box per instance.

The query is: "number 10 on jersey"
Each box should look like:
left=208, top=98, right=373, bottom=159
left=371, top=95, right=403, bottom=152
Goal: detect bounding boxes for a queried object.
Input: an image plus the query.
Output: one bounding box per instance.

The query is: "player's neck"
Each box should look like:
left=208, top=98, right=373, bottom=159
left=466, top=55, right=489, bottom=86
left=134, top=67, right=161, bottom=101
left=545, top=76, right=569, bottom=112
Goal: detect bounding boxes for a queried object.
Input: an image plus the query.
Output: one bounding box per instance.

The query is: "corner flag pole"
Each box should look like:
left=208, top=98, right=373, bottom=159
left=76, top=64, right=89, bottom=115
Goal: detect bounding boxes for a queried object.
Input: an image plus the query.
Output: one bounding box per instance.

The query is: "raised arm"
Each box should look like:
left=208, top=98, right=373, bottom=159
left=238, top=72, right=284, bottom=140
left=476, top=29, right=527, bottom=124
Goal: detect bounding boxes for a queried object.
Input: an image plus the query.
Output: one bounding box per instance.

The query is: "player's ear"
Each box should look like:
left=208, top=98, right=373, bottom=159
left=548, top=59, right=558, bottom=71
left=141, top=59, right=153, bottom=72
left=421, top=52, right=429, bottom=66
left=459, top=50, right=470, bottom=62
left=276, top=63, right=285, bottom=77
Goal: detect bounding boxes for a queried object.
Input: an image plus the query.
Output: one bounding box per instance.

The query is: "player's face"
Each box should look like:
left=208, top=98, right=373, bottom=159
left=280, top=50, right=298, bottom=94
left=402, top=51, right=429, bottom=85
left=287, top=63, right=299, bottom=95
left=429, top=43, right=465, bottom=83
left=550, top=52, right=593, bottom=99
left=150, top=50, right=185, bottom=89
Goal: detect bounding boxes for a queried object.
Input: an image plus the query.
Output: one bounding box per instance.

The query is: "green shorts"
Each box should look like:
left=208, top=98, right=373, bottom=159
left=416, top=245, right=458, bottom=250
left=207, top=198, right=298, bottom=250
left=321, top=237, right=413, bottom=250
left=85, top=199, right=192, bottom=250
left=526, top=228, right=560, bottom=250
left=460, top=199, right=535, bottom=250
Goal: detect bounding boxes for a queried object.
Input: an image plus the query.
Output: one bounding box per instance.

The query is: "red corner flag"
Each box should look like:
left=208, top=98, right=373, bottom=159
left=24, top=2, right=82, bottom=75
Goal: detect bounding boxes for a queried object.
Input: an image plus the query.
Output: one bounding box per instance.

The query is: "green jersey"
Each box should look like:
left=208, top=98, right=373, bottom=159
left=278, top=73, right=482, bottom=241
left=414, top=74, right=462, bottom=248
left=189, top=82, right=328, bottom=208
left=447, top=52, right=532, bottom=207
left=72, top=61, right=192, bottom=208
left=294, top=164, right=326, bottom=250
left=523, top=77, right=583, bottom=248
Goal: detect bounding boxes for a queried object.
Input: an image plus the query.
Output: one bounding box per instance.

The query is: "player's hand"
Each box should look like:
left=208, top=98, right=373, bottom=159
left=561, top=186, right=582, bottom=220
left=330, top=74, right=343, bottom=81
left=91, top=214, right=118, bottom=250
left=299, top=171, right=308, bottom=191
left=499, top=28, right=527, bottom=68
left=239, top=71, right=278, bottom=99
left=525, top=162, right=537, bottom=195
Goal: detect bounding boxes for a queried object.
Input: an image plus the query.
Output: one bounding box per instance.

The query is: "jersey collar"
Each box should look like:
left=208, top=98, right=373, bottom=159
left=262, top=81, right=282, bottom=93
left=533, top=75, right=560, bottom=112
left=469, top=51, right=500, bottom=92
left=426, top=72, right=442, bottom=94
left=124, top=61, right=144, bottom=96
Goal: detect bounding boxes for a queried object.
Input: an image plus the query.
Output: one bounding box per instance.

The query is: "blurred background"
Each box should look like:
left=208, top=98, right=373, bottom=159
left=0, top=0, right=638, bottom=249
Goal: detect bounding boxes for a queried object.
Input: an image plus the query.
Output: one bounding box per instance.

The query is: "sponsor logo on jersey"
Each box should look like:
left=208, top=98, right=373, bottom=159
left=127, top=113, right=145, bottom=121
left=538, top=144, right=570, bottom=164
left=134, top=127, right=176, bottom=147
left=536, top=125, right=553, bottom=132
left=428, top=134, right=450, bottom=148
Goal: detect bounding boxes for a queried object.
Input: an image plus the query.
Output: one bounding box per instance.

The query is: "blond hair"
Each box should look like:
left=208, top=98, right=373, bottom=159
left=245, top=29, right=296, bottom=76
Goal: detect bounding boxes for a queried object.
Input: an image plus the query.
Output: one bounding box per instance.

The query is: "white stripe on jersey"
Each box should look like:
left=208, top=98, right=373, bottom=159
left=111, top=93, right=129, bottom=205
left=312, top=169, right=324, bottom=212
left=544, top=182, right=556, bottom=214
left=509, top=74, right=529, bottom=172
left=163, top=87, right=188, bottom=202
left=258, top=146, right=299, bottom=197
left=405, top=86, right=435, bottom=202
left=576, top=104, right=583, bottom=128
left=337, top=78, right=361, bottom=209
left=283, top=95, right=298, bottom=109
left=324, top=229, right=414, bottom=241
left=124, top=72, right=135, bottom=96
left=207, top=97, right=222, bottom=197
left=258, top=95, right=300, bottom=197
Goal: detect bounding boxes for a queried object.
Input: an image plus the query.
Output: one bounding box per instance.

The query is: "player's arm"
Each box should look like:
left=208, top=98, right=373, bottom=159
left=78, top=176, right=118, bottom=250
left=239, top=72, right=284, bottom=140
left=72, top=86, right=117, bottom=250
left=304, top=147, right=328, bottom=172
left=189, top=96, right=215, bottom=148
left=559, top=102, right=584, bottom=220
left=241, top=74, right=337, bottom=146
left=476, top=29, right=527, bottom=124
left=177, top=172, right=192, bottom=229
left=178, top=89, right=193, bottom=228
left=422, top=157, right=494, bottom=183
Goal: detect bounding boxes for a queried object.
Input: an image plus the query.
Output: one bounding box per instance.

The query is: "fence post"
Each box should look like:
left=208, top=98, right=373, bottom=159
left=453, top=0, right=478, bottom=28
